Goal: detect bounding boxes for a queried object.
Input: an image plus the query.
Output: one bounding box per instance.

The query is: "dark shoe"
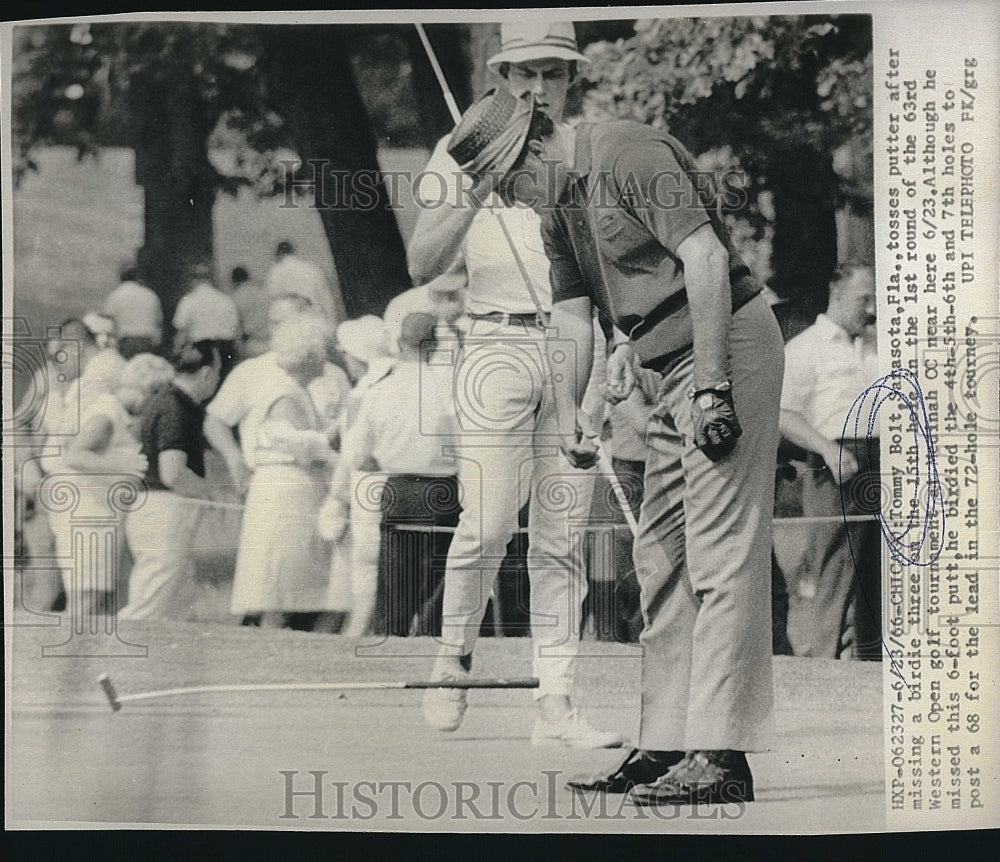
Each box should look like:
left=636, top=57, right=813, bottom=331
left=566, top=748, right=685, bottom=794
left=628, top=750, right=754, bottom=805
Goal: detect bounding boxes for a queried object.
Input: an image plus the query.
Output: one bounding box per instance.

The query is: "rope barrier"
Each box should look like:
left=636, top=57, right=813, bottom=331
left=188, top=495, right=880, bottom=527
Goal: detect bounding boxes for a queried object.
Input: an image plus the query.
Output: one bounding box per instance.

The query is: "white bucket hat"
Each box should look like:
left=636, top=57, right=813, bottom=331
left=487, top=21, right=589, bottom=68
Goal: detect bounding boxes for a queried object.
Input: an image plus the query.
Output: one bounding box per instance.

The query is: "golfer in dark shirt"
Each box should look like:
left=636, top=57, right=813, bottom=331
left=446, top=90, right=784, bottom=804
left=122, top=341, right=221, bottom=620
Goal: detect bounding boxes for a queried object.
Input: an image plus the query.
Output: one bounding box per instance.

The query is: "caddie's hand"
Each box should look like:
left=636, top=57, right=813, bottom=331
left=604, top=342, right=635, bottom=404
left=560, top=430, right=599, bottom=471
left=691, top=387, right=743, bottom=462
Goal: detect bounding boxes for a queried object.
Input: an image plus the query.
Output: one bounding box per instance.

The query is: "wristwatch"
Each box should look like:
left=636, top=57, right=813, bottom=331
left=691, top=381, right=732, bottom=408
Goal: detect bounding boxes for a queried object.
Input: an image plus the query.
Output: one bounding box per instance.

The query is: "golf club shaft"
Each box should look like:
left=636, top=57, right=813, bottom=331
left=99, top=674, right=539, bottom=711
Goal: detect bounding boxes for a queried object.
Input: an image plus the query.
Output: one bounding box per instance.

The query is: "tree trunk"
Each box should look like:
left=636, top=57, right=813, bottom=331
left=768, top=144, right=840, bottom=317
left=467, top=23, right=503, bottom=101
left=128, top=63, right=216, bottom=332
left=262, top=25, right=412, bottom=318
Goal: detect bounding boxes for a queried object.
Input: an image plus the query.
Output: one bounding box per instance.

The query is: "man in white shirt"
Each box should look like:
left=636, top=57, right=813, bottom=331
left=265, top=240, right=338, bottom=323
left=344, top=313, right=460, bottom=637
left=173, top=265, right=242, bottom=378
left=780, top=264, right=881, bottom=660
left=409, top=21, right=619, bottom=749
left=103, top=265, right=163, bottom=359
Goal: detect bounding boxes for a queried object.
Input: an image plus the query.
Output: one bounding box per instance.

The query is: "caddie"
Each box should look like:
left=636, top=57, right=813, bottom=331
left=409, top=21, right=621, bottom=750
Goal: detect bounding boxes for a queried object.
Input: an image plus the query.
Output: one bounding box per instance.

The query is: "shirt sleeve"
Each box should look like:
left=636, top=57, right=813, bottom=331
left=415, top=136, right=469, bottom=209
left=205, top=366, right=249, bottom=425
left=611, top=139, right=711, bottom=256
left=152, top=399, right=188, bottom=456
left=541, top=210, right=589, bottom=304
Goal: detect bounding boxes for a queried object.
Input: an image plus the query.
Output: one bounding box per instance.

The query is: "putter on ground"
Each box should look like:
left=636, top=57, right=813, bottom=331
left=97, top=673, right=539, bottom=712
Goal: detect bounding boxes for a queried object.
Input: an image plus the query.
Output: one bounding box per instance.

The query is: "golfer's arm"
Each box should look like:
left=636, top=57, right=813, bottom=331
left=579, top=321, right=608, bottom=438
left=548, top=298, right=594, bottom=439
left=675, top=224, right=732, bottom=391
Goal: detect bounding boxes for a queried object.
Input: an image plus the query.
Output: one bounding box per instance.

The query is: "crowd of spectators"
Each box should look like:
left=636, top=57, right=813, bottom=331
left=12, top=241, right=880, bottom=659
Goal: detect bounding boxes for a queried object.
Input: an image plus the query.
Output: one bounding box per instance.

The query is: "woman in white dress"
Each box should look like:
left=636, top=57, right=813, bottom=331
left=230, top=313, right=335, bottom=628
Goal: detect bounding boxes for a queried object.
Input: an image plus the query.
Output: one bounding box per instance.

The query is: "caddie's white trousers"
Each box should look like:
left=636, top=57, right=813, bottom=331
left=437, top=320, right=596, bottom=698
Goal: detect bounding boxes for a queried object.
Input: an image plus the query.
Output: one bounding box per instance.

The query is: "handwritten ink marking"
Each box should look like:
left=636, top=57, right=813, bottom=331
left=841, top=367, right=946, bottom=678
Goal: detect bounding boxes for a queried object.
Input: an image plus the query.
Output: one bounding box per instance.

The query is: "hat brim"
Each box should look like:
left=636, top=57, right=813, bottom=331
left=487, top=45, right=589, bottom=68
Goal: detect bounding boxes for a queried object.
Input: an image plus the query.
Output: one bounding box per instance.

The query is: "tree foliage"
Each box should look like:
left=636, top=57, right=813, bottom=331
left=12, top=22, right=413, bottom=317
left=582, top=15, right=871, bottom=169
left=580, top=15, right=873, bottom=301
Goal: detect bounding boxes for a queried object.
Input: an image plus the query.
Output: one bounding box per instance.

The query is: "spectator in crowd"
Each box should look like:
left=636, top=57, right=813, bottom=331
left=383, top=271, right=468, bottom=359
left=172, top=263, right=241, bottom=378
left=229, top=265, right=270, bottom=359
left=265, top=239, right=339, bottom=323
left=12, top=343, right=72, bottom=612
left=410, top=21, right=620, bottom=750
left=103, top=264, right=163, bottom=359
left=13, top=317, right=125, bottom=611
left=317, top=315, right=394, bottom=637
left=121, top=341, right=221, bottom=620
left=42, top=315, right=127, bottom=443
left=204, top=294, right=349, bottom=497
left=342, top=312, right=460, bottom=637
left=229, top=314, right=336, bottom=629
left=779, top=264, right=881, bottom=660
left=334, top=314, right=392, bottom=387
left=57, top=353, right=174, bottom=615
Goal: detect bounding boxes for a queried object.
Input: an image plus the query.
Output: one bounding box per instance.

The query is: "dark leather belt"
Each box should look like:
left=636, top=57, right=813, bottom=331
left=635, top=287, right=764, bottom=374
left=469, top=311, right=549, bottom=328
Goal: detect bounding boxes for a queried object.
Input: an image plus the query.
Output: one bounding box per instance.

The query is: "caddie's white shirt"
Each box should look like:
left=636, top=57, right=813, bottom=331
left=417, top=136, right=552, bottom=316
left=103, top=280, right=163, bottom=343
left=781, top=313, right=880, bottom=441
left=173, top=282, right=241, bottom=341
